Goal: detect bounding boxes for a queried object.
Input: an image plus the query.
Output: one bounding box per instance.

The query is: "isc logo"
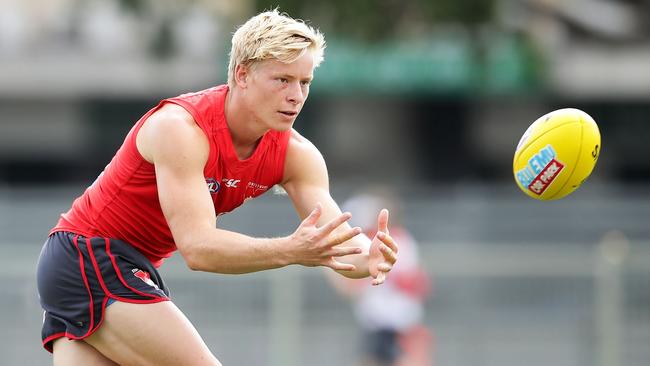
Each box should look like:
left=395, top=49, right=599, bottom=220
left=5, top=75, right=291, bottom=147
left=222, top=178, right=241, bottom=188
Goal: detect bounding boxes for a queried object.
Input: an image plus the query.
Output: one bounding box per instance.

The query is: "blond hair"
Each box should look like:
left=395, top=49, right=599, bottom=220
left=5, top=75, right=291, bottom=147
left=227, top=9, right=326, bottom=88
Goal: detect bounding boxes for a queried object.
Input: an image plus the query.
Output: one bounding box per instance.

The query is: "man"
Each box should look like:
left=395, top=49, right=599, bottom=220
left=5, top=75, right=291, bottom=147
left=37, top=9, right=399, bottom=365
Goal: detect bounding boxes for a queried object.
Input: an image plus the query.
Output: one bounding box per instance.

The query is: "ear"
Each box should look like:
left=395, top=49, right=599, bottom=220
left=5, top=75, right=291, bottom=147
left=234, top=64, right=250, bottom=88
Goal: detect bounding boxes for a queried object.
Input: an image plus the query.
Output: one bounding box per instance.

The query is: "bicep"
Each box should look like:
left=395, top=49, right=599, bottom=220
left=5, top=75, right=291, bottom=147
left=155, top=155, right=216, bottom=240
left=142, top=109, right=216, bottom=246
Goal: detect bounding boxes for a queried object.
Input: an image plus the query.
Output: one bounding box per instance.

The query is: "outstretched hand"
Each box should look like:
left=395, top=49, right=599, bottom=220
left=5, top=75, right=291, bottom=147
left=289, top=203, right=363, bottom=271
left=368, top=209, right=399, bottom=285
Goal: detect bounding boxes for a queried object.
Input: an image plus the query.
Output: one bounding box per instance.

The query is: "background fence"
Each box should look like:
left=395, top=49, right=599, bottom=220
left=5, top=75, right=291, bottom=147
left=1, top=184, right=649, bottom=365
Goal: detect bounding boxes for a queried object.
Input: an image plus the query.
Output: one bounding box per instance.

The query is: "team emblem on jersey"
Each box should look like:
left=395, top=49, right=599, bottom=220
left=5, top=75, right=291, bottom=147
left=131, top=268, right=159, bottom=290
left=206, top=178, right=220, bottom=194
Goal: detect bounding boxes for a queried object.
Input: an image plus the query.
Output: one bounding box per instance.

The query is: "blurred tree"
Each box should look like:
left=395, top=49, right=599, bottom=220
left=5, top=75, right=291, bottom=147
left=117, top=0, right=149, bottom=15
left=254, top=0, right=496, bottom=42
left=422, top=0, right=495, bottom=24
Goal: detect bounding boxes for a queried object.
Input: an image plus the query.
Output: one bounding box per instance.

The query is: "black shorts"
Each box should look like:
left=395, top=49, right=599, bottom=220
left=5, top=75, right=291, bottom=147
left=37, top=231, right=170, bottom=352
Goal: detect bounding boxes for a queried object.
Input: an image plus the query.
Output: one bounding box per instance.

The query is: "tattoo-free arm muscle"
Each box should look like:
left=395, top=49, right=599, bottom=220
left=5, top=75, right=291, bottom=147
left=137, top=104, right=287, bottom=273
left=281, top=130, right=372, bottom=278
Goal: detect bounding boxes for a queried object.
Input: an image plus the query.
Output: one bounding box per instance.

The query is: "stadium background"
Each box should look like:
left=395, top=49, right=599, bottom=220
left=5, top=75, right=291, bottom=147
left=1, top=0, right=649, bottom=365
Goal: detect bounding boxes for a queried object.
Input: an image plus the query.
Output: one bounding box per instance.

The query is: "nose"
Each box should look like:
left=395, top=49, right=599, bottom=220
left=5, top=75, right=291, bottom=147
left=286, top=81, right=305, bottom=105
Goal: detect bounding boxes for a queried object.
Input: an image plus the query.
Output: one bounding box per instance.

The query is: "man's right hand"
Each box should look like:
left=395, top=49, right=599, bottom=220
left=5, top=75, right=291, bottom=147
left=286, top=203, right=363, bottom=271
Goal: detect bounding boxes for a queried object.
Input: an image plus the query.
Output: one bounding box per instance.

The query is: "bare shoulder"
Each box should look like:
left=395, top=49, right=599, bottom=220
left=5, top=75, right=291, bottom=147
left=283, top=129, right=327, bottom=185
left=155, top=102, right=194, bottom=121
left=287, top=128, right=320, bottom=156
left=137, top=103, right=209, bottom=164
left=139, top=103, right=200, bottom=140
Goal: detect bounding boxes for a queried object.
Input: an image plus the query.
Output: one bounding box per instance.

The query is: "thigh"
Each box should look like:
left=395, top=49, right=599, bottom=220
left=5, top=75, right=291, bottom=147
left=53, top=337, right=118, bottom=366
left=84, top=300, right=221, bottom=366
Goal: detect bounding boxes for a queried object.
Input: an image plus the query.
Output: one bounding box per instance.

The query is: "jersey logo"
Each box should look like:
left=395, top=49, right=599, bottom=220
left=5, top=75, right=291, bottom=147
left=245, top=182, right=269, bottom=198
left=206, top=178, right=220, bottom=194
left=132, top=268, right=159, bottom=290
left=222, top=178, right=241, bottom=188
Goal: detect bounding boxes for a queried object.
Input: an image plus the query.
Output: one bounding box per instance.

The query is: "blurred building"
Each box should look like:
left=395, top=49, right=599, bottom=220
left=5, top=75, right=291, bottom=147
left=1, top=0, right=649, bottom=186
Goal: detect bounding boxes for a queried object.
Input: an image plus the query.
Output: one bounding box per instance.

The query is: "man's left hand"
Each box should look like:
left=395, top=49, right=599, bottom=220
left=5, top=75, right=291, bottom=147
left=368, top=209, right=399, bottom=285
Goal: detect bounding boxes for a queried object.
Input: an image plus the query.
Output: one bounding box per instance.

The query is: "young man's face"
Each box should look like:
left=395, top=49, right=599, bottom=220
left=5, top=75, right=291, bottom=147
left=243, top=51, right=315, bottom=131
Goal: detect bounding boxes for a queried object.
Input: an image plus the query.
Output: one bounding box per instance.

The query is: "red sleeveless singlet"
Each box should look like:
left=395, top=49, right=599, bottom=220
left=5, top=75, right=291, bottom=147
left=52, top=85, right=291, bottom=267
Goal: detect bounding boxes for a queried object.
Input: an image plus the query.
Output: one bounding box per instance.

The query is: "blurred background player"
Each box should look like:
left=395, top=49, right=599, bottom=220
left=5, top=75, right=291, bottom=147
left=330, top=186, right=433, bottom=366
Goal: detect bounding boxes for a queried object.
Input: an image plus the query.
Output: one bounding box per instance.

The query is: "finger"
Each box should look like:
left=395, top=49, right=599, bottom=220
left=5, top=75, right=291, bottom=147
left=302, top=202, right=322, bottom=227
left=319, top=211, right=352, bottom=235
left=376, top=232, right=399, bottom=254
left=379, top=243, right=397, bottom=264
left=328, top=246, right=363, bottom=258
left=327, top=260, right=356, bottom=272
left=377, top=209, right=390, bottom=234
left=372, top=271, right=386, bottom=286
left=328, top=227, right=362, bottom=247
left=377, top=262, right=393, bottom=272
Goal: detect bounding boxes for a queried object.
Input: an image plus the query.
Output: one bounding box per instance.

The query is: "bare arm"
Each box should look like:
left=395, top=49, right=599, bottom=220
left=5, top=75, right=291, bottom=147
left=281, top=130, right=398, bottom=283
left=137, top=104, right=362, bottom=274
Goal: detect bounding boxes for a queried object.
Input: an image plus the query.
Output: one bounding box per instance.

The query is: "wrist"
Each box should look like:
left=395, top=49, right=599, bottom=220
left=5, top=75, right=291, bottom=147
left=270, top=236, right=294, bottom=267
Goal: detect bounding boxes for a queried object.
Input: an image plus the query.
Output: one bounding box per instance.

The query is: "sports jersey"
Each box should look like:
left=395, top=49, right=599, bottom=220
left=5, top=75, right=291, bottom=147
left=52, top=85, right=291, bottom=267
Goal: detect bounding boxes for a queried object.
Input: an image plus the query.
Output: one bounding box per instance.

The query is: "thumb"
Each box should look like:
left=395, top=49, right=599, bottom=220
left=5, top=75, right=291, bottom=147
left=377, top=208, right=389, bottom=233
left=303, top=202, right=323, bottom=226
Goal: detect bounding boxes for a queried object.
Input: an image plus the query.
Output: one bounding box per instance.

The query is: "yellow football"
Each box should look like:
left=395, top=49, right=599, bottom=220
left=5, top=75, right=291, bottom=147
left=513, top=108, right=601, bottom=200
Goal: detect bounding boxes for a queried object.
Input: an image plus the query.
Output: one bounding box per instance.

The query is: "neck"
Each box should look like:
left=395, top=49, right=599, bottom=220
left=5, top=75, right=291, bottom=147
left=224, top=88, right=267, bottom=159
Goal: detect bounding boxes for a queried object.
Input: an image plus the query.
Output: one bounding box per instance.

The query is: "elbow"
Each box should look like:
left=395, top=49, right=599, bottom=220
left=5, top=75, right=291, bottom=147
left=185, top=258, right=203, bottom=272
left=177, top=243, right=204, bottom=271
